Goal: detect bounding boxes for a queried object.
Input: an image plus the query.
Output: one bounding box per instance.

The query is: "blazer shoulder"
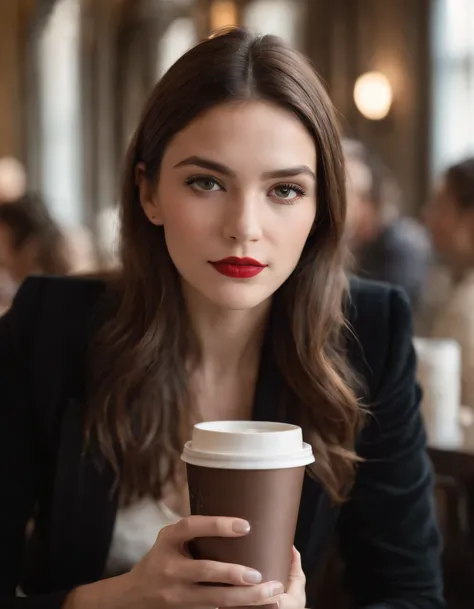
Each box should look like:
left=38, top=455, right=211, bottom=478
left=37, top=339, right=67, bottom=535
left=348, top=274, right=407, bottom=313
left=346, top=276, right=413, bottom=400
left=31, top=272, right=109, bottom=297
left=18, top=273, right=109, bottom=315
left=9, top=274, right=110, bottom=365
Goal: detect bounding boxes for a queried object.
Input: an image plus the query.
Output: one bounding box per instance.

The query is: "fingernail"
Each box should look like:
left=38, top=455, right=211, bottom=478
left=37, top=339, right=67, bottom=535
left=267, top=582, right=284, bottom=597
left=232, top=520, right=250, bottom=534
left=243, top=569, right=262, bottom=584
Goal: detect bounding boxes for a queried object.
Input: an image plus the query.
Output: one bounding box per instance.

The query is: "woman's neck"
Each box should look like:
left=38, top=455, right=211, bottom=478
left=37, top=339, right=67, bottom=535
left=180, top=284, right=272, bottom=422
left=184, top=289, right=270, bottom=379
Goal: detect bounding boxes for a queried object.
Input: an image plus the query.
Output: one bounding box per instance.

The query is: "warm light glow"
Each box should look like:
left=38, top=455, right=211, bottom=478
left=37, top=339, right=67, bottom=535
left=210, top=0, right=238, bottom=31
left=353, top=71, right=393, bottom=120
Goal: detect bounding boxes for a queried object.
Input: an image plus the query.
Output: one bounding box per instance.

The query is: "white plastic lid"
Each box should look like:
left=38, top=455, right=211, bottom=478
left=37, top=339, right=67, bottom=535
left=181, top=421, right=315, bottom=470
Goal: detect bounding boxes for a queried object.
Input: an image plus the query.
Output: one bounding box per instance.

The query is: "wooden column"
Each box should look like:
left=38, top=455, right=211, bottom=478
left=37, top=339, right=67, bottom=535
left=0, top=1, right=22, bottom=158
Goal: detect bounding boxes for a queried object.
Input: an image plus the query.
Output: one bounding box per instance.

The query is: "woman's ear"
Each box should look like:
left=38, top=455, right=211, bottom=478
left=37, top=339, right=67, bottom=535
left=135, top=162, right=163, bottom=226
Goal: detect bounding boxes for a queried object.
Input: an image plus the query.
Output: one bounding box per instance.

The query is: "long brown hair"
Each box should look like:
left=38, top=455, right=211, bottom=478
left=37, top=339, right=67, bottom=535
left=87, top=28, right=362, bottom=504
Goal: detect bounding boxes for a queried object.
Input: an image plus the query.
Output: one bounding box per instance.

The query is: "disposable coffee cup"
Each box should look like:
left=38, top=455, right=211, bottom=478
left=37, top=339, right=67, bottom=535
left=181, top=421, right=314, bottom=609
left=413, top=337, right=461, bottom=445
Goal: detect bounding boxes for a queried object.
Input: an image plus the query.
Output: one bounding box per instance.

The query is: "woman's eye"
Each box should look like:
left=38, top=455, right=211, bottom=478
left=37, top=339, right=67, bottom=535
left=185, top=176, right=222, bottom=192
left=270, top=184, right=306, bottom=203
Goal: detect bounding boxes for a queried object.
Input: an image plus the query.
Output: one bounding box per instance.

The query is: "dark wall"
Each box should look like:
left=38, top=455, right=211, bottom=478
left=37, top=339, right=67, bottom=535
left=306, top=0, right=433, bottom=215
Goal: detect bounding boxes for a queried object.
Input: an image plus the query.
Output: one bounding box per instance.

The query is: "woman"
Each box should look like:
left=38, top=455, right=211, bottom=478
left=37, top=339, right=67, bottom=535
left=0, top=29, right=443, bottom=609
left=424, top=157, right=474, bottom=410
left=0, top=194, right=71, bottom=313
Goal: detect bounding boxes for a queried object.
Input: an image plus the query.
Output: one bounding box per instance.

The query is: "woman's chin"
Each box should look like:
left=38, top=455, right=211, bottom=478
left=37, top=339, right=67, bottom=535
left=207, top=291, right=272, bottom=312
left=189, top=282, right=274, bottom=312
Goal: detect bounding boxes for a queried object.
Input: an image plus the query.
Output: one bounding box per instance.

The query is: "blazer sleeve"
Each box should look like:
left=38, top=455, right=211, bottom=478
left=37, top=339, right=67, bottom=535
left=0, top=278, right=69, bottom=608
left=337, top=287, right=445, bottom=609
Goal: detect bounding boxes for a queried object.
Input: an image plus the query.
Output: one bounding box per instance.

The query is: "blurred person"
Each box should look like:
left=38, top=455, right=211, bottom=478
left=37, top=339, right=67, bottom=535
left=424, top=157, right=474, bottom=410
left=0, top=193, right=71, bottom=312
left=0, top=29, right=442, bottom=609
left=344, top=139, right=432, bottom=307
left=0, top=158, right=97, bottom=274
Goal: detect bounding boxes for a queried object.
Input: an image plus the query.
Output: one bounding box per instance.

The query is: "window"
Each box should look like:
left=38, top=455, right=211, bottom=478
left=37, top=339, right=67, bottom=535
left=37, top=0, right=82, bottom=227
left=157, top=17, right=197, bottom=79
left=243, top=0, right=306, bottom=48
left=432, top=0, right=474, bottom=174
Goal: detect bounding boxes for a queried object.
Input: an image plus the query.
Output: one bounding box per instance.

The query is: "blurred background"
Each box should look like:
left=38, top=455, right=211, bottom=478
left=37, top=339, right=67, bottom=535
left=2, top=1, right=474, bottom=606
left=1, top=0, right=469, bottom=261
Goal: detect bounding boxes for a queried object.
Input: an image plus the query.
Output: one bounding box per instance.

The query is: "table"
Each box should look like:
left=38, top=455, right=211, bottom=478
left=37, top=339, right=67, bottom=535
left=428, top=423, right=474, bottom=608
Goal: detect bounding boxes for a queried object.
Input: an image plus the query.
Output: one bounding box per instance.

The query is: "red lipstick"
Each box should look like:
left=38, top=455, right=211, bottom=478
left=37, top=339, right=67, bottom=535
left=210, top=257, right=267, bottom=279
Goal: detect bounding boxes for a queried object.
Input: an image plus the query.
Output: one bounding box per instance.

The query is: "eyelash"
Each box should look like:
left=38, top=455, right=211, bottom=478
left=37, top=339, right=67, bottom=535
left=273, top=183, right=306, bottom=203
left=184, top=176, right=307, bottom=203
left=184, top=175, right=224, bottom=190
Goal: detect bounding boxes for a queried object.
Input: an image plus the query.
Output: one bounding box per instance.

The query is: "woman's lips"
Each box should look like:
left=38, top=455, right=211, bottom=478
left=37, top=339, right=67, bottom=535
left=209, top=257, right=267, bottom=279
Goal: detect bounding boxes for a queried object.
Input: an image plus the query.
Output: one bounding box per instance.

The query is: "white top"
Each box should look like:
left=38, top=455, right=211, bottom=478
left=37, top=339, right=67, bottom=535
left=104, top=497, right=181, bottom=576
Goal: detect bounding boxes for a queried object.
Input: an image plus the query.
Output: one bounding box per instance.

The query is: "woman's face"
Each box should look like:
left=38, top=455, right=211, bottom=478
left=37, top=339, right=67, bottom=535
left=141, top=100, right=317, bottom=311
left=424, top=177, right=474, bottom=263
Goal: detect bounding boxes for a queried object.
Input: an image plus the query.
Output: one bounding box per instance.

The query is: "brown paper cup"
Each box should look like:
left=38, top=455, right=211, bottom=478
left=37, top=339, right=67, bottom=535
left=181, top=421, right=314, bottom=609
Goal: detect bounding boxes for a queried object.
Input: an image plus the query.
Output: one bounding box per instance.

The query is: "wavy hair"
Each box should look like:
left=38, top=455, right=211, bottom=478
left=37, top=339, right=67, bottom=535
left=86, top=28, right=362, bottom=505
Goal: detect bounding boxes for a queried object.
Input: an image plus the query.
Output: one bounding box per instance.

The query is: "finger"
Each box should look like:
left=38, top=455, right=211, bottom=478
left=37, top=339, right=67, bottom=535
left=161, top=515, right=251, bottom=546
left=185, top=580, right=285, bottom=607
left=182, top=558, right=263, bottom=586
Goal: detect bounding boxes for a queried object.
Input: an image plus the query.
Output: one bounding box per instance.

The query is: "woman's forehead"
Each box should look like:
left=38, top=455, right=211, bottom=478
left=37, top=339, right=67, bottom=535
left=161, top=100, right=317, bottom=176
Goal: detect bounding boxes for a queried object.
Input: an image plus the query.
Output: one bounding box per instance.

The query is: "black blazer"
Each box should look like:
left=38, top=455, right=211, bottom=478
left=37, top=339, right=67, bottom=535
left=0, top=276, right=444, bottom=608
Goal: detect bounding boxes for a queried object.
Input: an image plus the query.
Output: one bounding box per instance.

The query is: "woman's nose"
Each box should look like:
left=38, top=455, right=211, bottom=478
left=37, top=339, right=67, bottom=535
left=222, top=194, right=263, bottom=243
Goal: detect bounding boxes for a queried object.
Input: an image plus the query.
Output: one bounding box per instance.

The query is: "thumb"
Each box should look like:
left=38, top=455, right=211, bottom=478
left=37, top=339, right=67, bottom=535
left=286, top=546, right=305, bottom=591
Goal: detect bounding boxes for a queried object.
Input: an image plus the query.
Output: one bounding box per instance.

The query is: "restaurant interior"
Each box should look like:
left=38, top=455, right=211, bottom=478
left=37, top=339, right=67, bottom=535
left=1, top=1, right=474, bottom=607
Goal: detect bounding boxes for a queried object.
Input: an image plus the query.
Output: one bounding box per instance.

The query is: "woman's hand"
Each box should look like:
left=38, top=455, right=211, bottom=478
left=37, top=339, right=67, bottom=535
left=63, top=516, right=294, bottom=609
left=128, top=515, right=285, bottom=608
left=278, top=547, right=307, bottom=609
